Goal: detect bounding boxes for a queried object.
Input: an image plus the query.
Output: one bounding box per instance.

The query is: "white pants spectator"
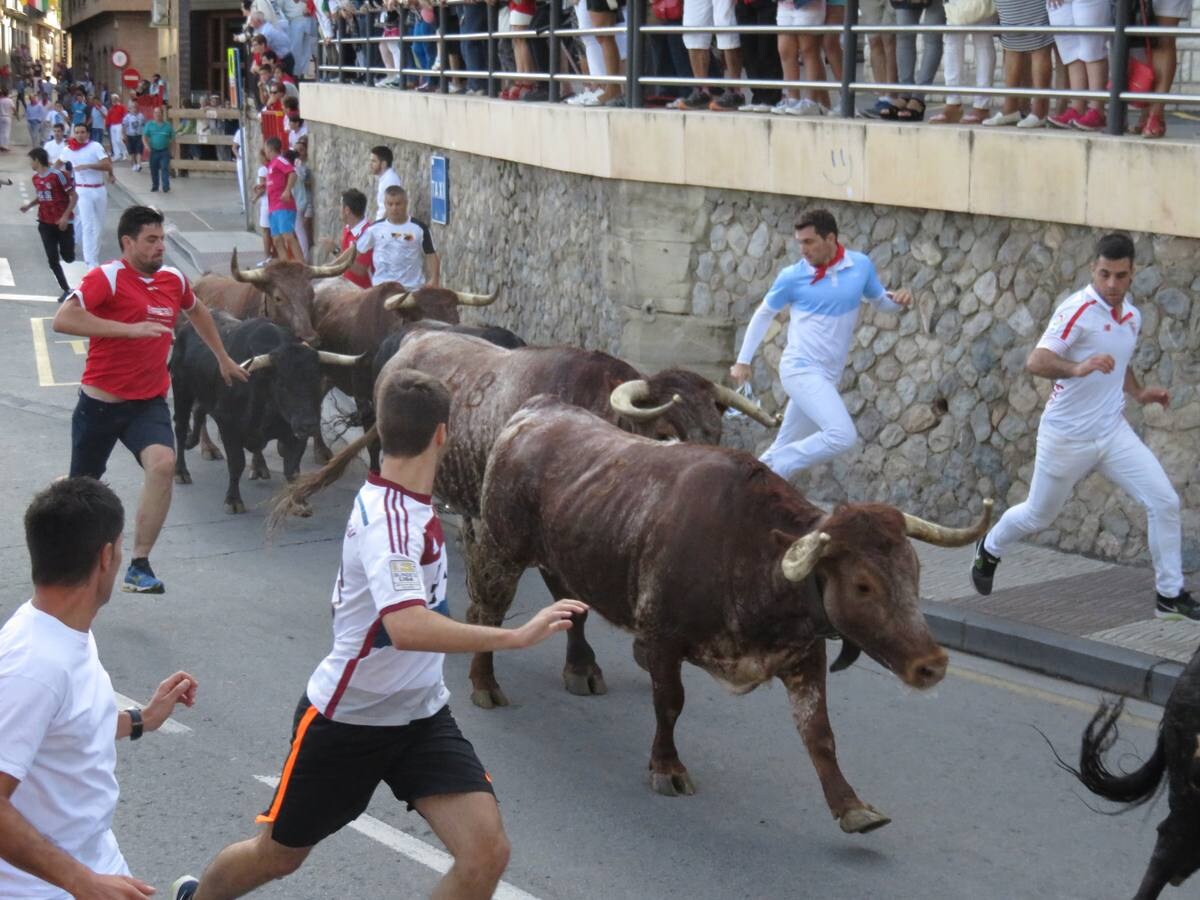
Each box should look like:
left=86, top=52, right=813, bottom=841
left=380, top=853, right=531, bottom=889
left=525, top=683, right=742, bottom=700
left=943, top=26, right=996, bottom=107
left=74, top=185, right=108, bottom=268
left=575, top=2, right=628, bottom=79
left=109, top=123, right=126, bottom=159
left=759, top=367, right=857, bottom=479
left=682, top=0, right=740, bottom=50
left=289, top=14, right=318, bottom=78
left=1047, top=0, right=1110, bottom=63
left=985, top=420, right=1182, bottom=597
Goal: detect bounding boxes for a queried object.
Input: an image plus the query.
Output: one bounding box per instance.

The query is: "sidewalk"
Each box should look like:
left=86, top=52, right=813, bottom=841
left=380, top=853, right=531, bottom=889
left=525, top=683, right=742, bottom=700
left=98, top=139, right=1199, bottom=706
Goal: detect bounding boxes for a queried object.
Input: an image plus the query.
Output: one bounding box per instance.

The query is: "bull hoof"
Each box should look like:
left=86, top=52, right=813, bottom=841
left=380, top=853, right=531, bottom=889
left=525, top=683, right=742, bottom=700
left=650, top=771, right=696, bottom=797
left=291, top=500, right=313, bottom=518
left=632, top=640, right=650, bottom=672
left=200, top=446, right=223, bottom=461
left=224, top=499, right=246, bottom=515
left=312, top=445, right=333, bottom=464
left=249, top=465, right=271, bottom=481
left=838, top=805, right=891, bottom=834
left=563, top=665, right=608, bottom=696
left=471, top=687, right=510, bottom=710
left=174, top=471, right=192, bottom=485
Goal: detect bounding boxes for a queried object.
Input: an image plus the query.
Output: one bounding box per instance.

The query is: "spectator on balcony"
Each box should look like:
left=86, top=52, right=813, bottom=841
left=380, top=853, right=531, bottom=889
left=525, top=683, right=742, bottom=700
left=983, top=0, right=1052, bottom=127
left=369, top=144, right=402, bottom=221
left=251, top=11, right=297, bottom=75
left=775, top=0, right=830, bottom=115
left=376, top=0, right=403, bottom=88
left=884, top=0, right=945, bottom=121
left=1045, top=0, right=1109, bottom=130
left=584, top=0, right=626, bottom=106
left=453, top=0, right=489, bottom=95
left=734, top=0, right=782, bottom=112
left=281, top=0, right=319, bottom=79
left=930, top=12, right=996, bottom=123
left=858, top=0, right=901, bottom=117
left=672, top=0, right=744, bottom=108
left=1133, top=0, right=1189, bottom=138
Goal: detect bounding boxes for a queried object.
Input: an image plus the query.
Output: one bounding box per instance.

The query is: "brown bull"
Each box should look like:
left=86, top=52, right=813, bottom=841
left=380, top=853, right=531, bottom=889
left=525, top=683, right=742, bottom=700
left=273, top=332, right=781, bottom=690
left=470, top=395, right=992, bottom=832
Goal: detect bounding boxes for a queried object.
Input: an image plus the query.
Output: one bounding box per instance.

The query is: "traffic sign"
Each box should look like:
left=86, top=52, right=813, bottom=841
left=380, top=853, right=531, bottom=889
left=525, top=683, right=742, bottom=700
left=431, top=155, right=448, bottom=225
left=122, top=68, right=141, bottom=89
left=111, top=49, right=129, bottom=68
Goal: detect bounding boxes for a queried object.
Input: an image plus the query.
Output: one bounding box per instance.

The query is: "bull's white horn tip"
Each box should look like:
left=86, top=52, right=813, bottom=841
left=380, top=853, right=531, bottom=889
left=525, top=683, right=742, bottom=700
left=981, top=498, right=995, bottom=509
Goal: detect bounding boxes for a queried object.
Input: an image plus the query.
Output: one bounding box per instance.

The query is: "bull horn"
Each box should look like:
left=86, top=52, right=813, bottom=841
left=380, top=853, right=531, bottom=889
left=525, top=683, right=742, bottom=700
left=903, top=498, right=995, bottom=548
left=230, top=248, right=269, bottom=285
left=609, top=380, right=679, bottom=422
left=781, top=531, right=831, bottom=583
left=383, top=291, right=419, bottom=311
left=452, top=288, right=498, bottom=307
left=829, top=639, right=861, bottom=673
left=711, top=382, right=781, bottom=428
left=306, top=245, right=356, bottom=279
left=241, top=354, right=273, bottom=373
left=317, top=351, right=365, bottom=367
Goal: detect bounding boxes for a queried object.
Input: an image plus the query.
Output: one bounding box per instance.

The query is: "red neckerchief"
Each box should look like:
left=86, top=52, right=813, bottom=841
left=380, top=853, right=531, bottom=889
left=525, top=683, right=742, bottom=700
left=811, top=243, right=845, bottom=285
left=66, top=138, right=88, bottom=151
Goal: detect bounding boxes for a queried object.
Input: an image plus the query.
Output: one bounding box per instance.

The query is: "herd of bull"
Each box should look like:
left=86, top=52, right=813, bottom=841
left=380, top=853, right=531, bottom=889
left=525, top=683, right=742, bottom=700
left=172, top=251, right=1199, bottom=900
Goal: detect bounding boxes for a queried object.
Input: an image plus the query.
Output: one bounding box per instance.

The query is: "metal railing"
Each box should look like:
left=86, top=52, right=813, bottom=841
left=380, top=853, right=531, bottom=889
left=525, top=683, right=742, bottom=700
left=310, top=0, right=1200, bottom=136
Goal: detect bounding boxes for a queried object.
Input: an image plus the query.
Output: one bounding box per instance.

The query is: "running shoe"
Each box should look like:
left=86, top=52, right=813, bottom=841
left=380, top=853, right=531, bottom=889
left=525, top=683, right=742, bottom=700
left=1016, top=113, right=1046, bottom=129
left=171, top=876, right=199, bottom=900
left=771, top=98, right=801, bottom=115
left=981, top=111, right=1020, bottom=127
left=970, top=537, right=1000, bottom=596
left=1072, top=107, right=1106, bottom=131
left=709, top=91, right=745, bottom=111
left=123, top=561, right=165, bottom=594
left=787, top=99, right=823, bottom=117
left=1047, top=108, right=1080, bottom=129
left=669, top=89, right=712, bottom=110
left=1155, top=590, right=1200, bottom=622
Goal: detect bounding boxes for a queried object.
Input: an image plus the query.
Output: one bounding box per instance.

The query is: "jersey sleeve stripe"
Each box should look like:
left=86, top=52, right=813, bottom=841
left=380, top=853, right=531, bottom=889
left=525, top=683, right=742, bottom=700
left=399, top=495, right=410, bottom=552
left=255, top=704, right=319, bottom=825
left=384, top=488, right=396, bottom=552
left=380, top=599, right=426, bottom=617
left=1060, top=300, right=1096, bottom=340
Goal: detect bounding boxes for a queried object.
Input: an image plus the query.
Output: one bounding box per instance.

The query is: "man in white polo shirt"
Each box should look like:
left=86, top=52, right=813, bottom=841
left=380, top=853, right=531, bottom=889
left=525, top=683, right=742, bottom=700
left=356, top=185, right=439, bottom=291
left=368, top=144, right=402, bottom=222
left=0, top=477, right=198, bottom=899
left=58, top=122, right=111, bottom=268
left=972, top=233, right=1196, bottom=621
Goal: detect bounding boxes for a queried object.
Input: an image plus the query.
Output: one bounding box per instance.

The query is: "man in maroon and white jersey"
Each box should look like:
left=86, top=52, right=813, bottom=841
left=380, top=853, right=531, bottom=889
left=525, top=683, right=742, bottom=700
left=52, top=206, right=248, bottom=595
left=20, top=146, right=77, bottom=300
left=972, top=232, right=1196, bottom=621
left=171, top=368, right=585, bottom=900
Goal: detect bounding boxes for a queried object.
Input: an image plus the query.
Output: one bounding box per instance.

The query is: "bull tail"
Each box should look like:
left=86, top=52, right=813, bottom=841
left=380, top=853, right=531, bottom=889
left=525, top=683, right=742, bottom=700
left=1048, top=699, right=1166, bottom=811
left=266, top=425, right=380, bottom=535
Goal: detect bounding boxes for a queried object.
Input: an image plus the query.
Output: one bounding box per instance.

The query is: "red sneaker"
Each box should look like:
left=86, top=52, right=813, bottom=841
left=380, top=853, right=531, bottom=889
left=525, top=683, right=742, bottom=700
left=1048, top=108, right=1080, bottom=129
left=1072, top=107, right=1106, bottom=131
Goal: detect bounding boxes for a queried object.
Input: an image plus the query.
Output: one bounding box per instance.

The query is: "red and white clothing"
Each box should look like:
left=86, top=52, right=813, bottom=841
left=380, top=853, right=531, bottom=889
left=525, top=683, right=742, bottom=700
left=305, top=473, right=450, bottom=727
left=31, top=167, right=74, bottom=225
left=266, top=155, right=296, bottom=212
left=57, top=140, right=108, bottom=267
left=341, top=217, right=372, bottom=289
left=106, top=103, right=127, bottom=161
left=70, top=260, right=196, bottom=400
left=985, top=286, right=1183, bottom=597
left=356, top=217, right=435, bottom=290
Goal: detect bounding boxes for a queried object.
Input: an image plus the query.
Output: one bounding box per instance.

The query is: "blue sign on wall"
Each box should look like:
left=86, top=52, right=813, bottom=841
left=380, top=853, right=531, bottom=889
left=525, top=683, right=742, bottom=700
left=431, top=155, right=449, bottom=225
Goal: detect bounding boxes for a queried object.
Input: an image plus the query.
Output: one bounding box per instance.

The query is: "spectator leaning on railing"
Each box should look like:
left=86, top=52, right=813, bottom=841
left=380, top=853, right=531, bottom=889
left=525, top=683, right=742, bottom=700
left=885, top=0, right=946, bottom=121
left=859, top=0, right=902, bottom=118
left=1046, top=0, right=1109, bottom=129
left=984, top=0, right=1053, bottom=127
left=672, top=0, right=745, bottom=109
left=774, top=0, right=831, bottom=116
left=1134, top=0, right=1189, bottom=138
left=931, top=0, right=996, bottom=123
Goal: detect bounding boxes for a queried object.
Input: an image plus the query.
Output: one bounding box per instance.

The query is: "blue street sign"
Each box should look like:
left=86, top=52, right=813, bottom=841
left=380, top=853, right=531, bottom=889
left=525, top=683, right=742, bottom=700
left=431, top=155, right=448, bottom=225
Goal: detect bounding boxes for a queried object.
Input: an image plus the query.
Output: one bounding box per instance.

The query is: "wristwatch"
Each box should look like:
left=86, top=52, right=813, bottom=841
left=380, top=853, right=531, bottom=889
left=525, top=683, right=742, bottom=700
left=126, top=707, right=144, bottom=741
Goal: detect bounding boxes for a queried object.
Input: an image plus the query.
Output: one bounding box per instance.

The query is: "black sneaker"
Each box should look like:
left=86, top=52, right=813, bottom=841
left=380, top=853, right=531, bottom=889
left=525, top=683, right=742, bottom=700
left=521, top=87, right=550, bottom=102
left=171, top=876, right=199, bottom=900
left=1155, top=589, right=1200, bottom=622
left=971, top=537, right=1000, bottom=595
left=670, top=89, right=712, bottom=110
left=710, top=90, right=745, bottom=111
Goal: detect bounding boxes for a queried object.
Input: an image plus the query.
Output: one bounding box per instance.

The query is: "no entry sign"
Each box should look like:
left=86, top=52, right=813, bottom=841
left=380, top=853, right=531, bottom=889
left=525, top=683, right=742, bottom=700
left=122, top=68, right=141, bottom=89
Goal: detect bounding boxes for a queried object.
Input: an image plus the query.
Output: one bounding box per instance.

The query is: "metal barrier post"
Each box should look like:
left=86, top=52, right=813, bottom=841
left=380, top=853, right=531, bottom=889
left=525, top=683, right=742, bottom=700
left=487, top=2, right=499, bottom=98
left=438, top=2, right=449, bottom=93
left=626, top=0, right=644, bottom=107
left=1108, top=0, right=1130, bottom=134
left=549, top=0, right=561, bottom=102
left=840, top=0, right=858, bottom=117
left=398, top=10, right=408, bottom=90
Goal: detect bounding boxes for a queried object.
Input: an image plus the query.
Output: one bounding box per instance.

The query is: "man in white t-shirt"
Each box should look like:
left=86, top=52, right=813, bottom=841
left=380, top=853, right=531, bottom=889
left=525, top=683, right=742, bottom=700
left=58, top=123, right=112, bottom=268
left=170, top=368, right=584, bottom=900
left=356, top=185, right=439, bottom=290
left=42, top=121, right=67, bottom=166
left=972, top=232, right=1196, bottom=621
left=0, top=477, right=198, bottom=898
left=368, top=144, right=402, bottom=222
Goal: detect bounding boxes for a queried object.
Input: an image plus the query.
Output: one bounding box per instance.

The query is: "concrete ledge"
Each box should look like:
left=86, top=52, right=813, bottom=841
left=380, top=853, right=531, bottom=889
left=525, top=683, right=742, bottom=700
left=924, top=599, right=1183, bottom=705
left=304, top=82, right=1198, bottom=238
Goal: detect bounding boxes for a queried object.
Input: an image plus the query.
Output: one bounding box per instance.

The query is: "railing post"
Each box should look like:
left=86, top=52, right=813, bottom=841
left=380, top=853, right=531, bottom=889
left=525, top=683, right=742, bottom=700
left=438, top=1, right=449, bottom=93
left=487, top=1, right=499, bottom=98
left=626, top=0, right=644, bottom=108
left=548, top=0, right=561, bottom=102
left=840, top=0, right=858, bottom=117
left=1108, top=0, right=1130, bottom=135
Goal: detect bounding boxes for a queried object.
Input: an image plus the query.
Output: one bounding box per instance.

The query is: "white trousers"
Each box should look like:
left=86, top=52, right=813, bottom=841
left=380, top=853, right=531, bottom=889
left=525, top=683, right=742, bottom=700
left=943, top=29, right=996, bottom=108
left=574, top=2, right=628, bottom=83
left=75, top=187, right=108, bottom=267
left=985, top=420, right=1183, bottom=597
left=759, top=367, right=857, bottom=480
left=109, top=124, right=125, bottom=159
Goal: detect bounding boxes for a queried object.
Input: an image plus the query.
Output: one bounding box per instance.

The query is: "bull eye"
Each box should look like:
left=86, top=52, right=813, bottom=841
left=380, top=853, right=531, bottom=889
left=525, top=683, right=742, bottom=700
left=856, top=583, right=871, bottom=595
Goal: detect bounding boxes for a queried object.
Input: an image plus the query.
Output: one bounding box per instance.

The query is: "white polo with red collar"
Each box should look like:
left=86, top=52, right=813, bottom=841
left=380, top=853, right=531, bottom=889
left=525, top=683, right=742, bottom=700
left=1036, top=285, right=1141, bottom=440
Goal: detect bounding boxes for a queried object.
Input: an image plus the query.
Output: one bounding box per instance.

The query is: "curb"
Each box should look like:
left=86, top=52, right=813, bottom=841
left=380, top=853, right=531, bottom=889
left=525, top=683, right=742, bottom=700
left=923, top=599, right=1183, bottom=706
left=107, top=177, right=206, bottom=281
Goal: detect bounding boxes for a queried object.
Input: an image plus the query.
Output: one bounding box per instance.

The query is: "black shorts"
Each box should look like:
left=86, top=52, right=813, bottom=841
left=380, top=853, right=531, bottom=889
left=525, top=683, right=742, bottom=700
left=259, top=697, right=495, bottom=849
left=69, top=391, right=174, bottom=479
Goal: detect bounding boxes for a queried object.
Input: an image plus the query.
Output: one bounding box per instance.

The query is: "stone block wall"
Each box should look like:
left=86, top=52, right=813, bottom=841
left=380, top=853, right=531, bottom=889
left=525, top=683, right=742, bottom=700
left=307, top=121, right=1199, bottom=571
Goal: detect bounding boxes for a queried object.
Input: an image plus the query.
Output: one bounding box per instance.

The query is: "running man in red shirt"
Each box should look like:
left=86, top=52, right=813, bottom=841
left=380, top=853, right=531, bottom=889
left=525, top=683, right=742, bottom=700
left=51, top=206, right=249, bottom=594
left=19, top=146, right=77, bottom=301
left=318, top=188, right=372, bottom=288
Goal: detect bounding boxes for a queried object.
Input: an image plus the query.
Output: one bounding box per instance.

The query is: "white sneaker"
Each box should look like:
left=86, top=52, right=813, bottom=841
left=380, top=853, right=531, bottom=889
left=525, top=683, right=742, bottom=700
left=1017, top=113, right=1046, bottom=129
left=740, top=102, right=772, bottom=112
left=787, top=99, right=823, bottom=117
left=981, top=111, right=1020, bottom=127
left=771, top=98, right=801, bottom=115
left=566, top=89, right=601, bottom=106
left=577, top=92, right=603, bottom=107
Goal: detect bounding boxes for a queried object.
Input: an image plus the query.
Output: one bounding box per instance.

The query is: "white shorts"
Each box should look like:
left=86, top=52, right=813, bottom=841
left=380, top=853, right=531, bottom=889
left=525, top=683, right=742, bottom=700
left=258, top=197, right=270, bottom=229
left=1152, top=0, right=1190, bottom=19
left=682, top=0, right=741, bottom=50
left=1047, top=0, right=1110, bottom=64
left=857, top=0, right=895, bottom=25
left=777, top=0, right=827, bottom=28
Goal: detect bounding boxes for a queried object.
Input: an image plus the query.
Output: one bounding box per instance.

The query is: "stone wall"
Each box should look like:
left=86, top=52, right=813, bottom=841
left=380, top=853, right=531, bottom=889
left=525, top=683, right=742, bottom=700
left=306, top=121, right=1200, bottom=571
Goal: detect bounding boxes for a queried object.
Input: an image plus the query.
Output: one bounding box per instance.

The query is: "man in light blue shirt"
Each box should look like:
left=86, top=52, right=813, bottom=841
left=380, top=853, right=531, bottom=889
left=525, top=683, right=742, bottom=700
left=731, top=208, right=913, bottom=480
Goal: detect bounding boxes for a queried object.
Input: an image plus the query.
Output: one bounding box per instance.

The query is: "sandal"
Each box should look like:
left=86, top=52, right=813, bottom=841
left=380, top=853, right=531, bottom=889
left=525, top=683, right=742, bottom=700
left=896, top=99, right=926, bottom=121
left=929, top=105, right=962, bottom=124
left=1142, top=113, right=1166, bottom=139
left=878, top=102, right=903, bottom=120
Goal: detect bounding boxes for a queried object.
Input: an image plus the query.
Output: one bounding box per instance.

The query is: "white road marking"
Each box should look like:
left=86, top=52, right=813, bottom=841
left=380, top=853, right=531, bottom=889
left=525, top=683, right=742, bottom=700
left=113, top=691, right=192, bottom=734
left=254, top=775, right=543, bottom=900
left=0, top=258, right=14, bottom=287
left=0, top=293, right=60, bottom=303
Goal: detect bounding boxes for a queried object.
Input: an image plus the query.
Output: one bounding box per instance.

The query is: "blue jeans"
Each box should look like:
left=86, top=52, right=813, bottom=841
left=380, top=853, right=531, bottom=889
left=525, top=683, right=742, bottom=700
left=412, top=18, right=435, bottom=71
left=455, top=3, right=487, bottom=91
left=149, top=148, right=170, bottom=190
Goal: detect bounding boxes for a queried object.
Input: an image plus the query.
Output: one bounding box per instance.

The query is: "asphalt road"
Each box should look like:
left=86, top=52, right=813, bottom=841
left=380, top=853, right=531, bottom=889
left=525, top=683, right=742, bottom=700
left=0, top=151, right=1178, bottom=900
